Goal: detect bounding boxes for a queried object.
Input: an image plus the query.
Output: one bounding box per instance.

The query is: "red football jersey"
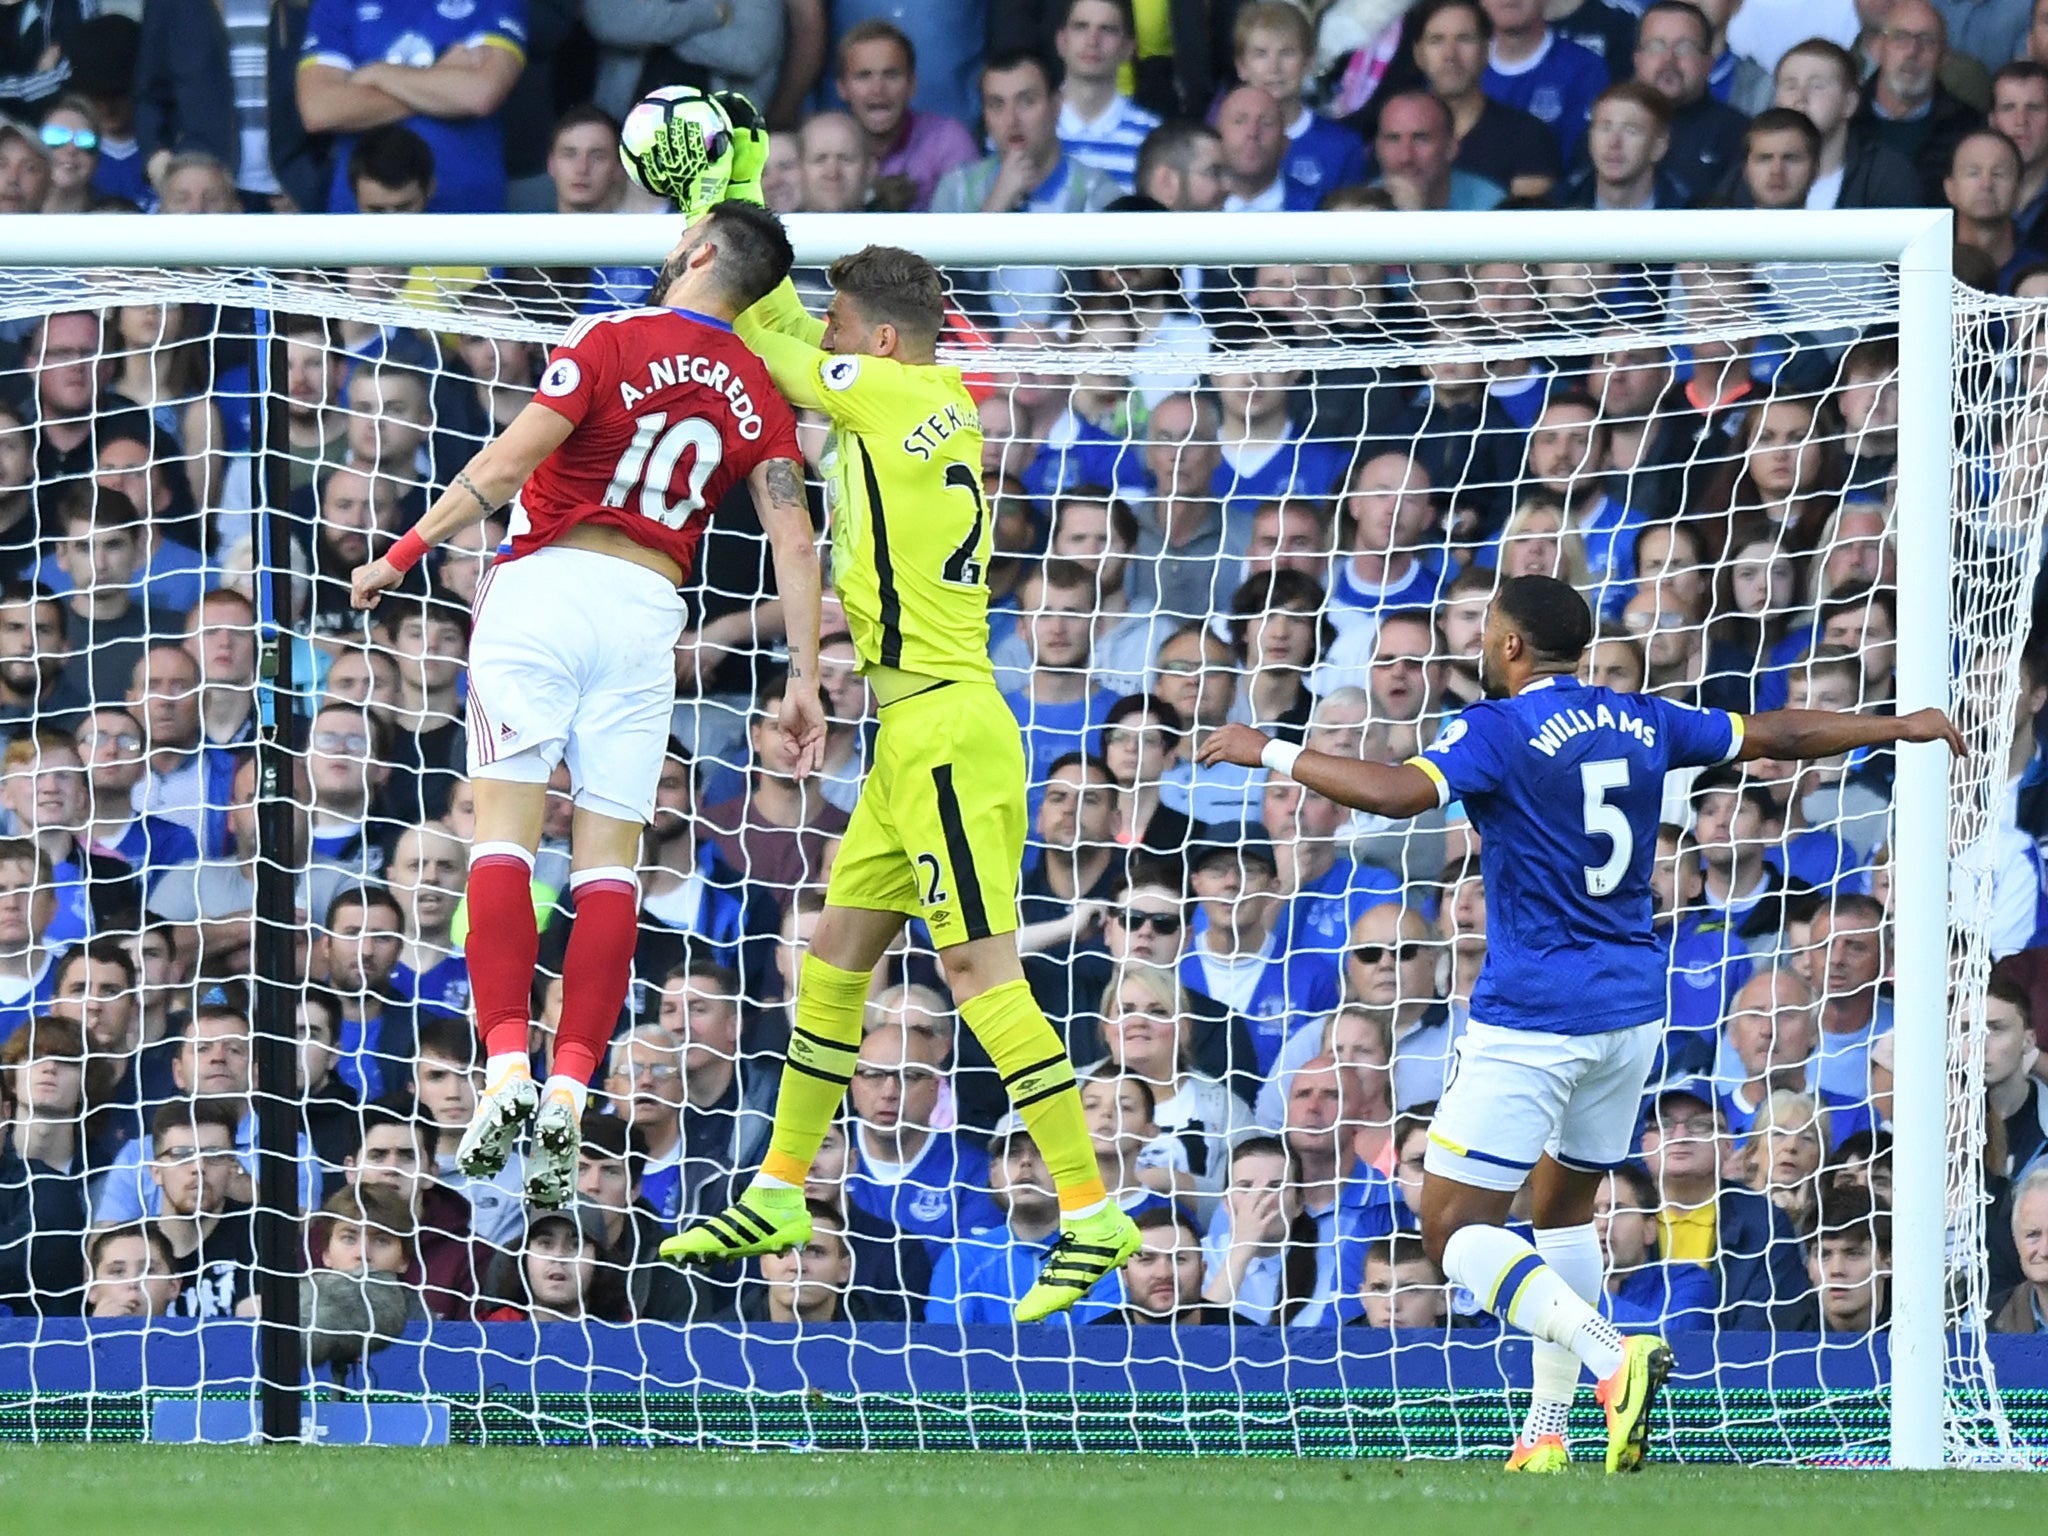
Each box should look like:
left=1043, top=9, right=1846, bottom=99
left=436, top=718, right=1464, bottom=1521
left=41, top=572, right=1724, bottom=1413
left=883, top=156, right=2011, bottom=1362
left=508, top=306, right=801, bottom=576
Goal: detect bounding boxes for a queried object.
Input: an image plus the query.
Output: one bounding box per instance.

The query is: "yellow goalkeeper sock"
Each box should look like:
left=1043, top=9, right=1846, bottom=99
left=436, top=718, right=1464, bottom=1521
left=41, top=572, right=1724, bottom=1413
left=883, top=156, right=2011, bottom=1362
left=759, top=954, right=868, bottom=1186
left=961, top=979, right=1107, bottom=1215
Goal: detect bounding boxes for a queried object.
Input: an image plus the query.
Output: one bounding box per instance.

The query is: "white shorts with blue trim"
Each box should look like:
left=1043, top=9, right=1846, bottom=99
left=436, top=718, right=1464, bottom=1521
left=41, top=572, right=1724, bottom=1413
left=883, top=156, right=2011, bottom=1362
left=1423, top=1017, right=1663, bottom=1193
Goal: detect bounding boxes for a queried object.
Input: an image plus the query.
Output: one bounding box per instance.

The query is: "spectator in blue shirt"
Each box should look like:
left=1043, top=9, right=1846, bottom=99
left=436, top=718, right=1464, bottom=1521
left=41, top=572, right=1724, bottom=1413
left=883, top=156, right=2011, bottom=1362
left=1321, top=452, right=1452, bottom=686
left=1481, top=0, right=1608, bottom=156
left=1207, top=347, right=1349, bottom=559
left=1004, top=560, right=1119, bottom=824
left=0, top=839, right=57, bottom=1049
left=1595, top=1165, right=1718, bottom=1332
left=1653, top=823, right=1752, bottom=1075
left=927, top=1112, right=1123, bottom=1323
left=296, top=0, right=525, bottom=212
left=1183, top=841, right=1341, bottom=1075
left=845, top=1021, right=1001, bottom=1249
left=317, top=885, right=416, bottom=1104
left=1233, top=1, right=1368, bottom=203
left=1806, top=893, right=1894, bottom=1102
left=1719, top=968, right=1858, bottom=1142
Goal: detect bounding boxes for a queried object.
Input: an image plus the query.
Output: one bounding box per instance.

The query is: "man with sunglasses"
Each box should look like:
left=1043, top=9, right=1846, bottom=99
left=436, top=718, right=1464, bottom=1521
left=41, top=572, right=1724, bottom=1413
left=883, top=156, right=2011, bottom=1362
left=1199, top=573, right=1963, bottom=1475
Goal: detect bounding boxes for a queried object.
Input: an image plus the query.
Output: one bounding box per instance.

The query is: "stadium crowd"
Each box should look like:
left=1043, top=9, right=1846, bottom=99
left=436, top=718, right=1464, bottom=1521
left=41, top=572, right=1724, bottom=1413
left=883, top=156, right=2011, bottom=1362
left=0, top=0, right=2045, bottom=1345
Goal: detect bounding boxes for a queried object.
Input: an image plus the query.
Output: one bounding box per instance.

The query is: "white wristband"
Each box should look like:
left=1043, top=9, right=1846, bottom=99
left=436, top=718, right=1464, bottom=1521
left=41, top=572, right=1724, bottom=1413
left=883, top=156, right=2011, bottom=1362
left=1260, top=739, right=1303, bottom=780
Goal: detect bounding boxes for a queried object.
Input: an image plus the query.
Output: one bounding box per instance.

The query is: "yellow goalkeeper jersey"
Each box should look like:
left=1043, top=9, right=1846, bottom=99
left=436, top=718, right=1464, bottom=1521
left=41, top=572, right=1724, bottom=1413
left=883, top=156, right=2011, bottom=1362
left=736, top=281, right=992, bottom=699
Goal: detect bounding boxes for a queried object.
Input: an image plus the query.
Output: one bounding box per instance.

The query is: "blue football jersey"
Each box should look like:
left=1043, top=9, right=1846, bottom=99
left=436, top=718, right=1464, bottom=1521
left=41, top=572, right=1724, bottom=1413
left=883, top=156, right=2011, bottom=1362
left=1410, top=676, right=1742, bottom=1035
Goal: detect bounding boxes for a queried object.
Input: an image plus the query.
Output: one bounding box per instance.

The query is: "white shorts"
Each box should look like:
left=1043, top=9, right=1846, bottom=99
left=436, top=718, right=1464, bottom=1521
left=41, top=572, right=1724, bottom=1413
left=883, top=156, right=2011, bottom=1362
left=465, top=545, right=685, bottom=824
left=1423, top=1017, right=1663, bottom=1193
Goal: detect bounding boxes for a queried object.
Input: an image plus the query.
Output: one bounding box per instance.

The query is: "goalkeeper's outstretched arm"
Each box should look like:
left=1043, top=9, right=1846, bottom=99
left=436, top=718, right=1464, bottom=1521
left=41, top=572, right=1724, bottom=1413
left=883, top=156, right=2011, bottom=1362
left=734, top=284, right=832, bottom=408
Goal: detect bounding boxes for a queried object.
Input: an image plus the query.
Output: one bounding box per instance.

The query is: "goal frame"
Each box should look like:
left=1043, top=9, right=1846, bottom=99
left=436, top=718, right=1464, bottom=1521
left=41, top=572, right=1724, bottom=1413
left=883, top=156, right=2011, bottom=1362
left=0, top=208, right=1957, bottom=1464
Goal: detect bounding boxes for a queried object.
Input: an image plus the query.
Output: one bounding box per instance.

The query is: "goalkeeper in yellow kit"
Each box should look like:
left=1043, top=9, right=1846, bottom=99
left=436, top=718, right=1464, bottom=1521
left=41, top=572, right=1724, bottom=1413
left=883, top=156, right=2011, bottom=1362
left=658, top=95, right=1141, bottom=1321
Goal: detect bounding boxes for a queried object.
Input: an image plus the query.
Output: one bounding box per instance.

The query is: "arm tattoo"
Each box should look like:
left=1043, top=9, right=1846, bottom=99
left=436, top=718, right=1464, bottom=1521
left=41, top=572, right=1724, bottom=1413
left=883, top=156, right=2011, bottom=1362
left=764, top=458, right=805, bottom=508
left=456, top=470, right=496, bottom=514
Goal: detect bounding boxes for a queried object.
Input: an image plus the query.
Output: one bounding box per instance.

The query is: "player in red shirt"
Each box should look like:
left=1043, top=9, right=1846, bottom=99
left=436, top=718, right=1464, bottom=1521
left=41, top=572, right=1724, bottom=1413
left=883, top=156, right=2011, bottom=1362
left=351, top=201, right=825, bottom=1206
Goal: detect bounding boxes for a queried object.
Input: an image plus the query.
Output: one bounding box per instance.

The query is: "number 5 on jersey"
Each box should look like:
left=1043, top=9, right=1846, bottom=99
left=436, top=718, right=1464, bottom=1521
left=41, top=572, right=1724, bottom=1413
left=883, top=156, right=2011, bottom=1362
left=1579, top=757, right=1630, bottom=897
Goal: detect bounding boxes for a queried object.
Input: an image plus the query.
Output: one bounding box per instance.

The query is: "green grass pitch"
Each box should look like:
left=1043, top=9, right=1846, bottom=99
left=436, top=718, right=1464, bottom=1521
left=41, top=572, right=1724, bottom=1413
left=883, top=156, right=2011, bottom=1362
left=0, top=1447, right=2040, bottom=1536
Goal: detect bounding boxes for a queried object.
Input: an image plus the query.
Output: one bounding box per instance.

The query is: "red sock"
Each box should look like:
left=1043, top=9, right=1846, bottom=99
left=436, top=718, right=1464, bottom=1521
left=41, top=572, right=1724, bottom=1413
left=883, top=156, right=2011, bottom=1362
left=465, top=843, right=539, bottom=1062
left=551, top=867, right=638, bottom=1087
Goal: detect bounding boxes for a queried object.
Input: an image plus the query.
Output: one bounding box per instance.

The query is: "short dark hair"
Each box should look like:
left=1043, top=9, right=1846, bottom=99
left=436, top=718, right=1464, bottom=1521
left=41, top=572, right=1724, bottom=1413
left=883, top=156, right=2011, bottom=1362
left=1817, top=580, right=1896, bottom=637
left=578, top=1106, right=647, bottom=1185
left=1988, top=969, right=2034, bottom=1030
left=1066, top=0, right=1136, bottom=30
left=1813, top=1182, right=1891, bottom=1255
left=1135, top=118, right=1220, bottom=193
left=89, top=1221, right=175, bottom=1275
left=1994, top=59, right=2048, bottom=95
left=1493, top=575, right=1592, bottom=665
left=1227, top=569, right=1328, bottom=664
left=1609, top=1163, right=1659, bottom=1210
left=415, top=1014, right=478, bottom=1067
left=703, top=199, right=795, bottom=309
left=348, top=123, right=435, bottom=194
left=828, top=243, right=945, bottom=347
left=1052, top=487, right=1140, bottom=552
left=1412, top=0, right=1492, bottom=41
left=324, top=883, right=403, bottom=931
left=1131, top=1202, right=1196, bottom=1238
left=1640, top=0, right=1711, bottom=45
left=353, top=1098, right=432, bottom=1157
left=54, top=936, right=137, bottom=994
left=1046, top=750, right=1115, bottom=786
left=1104, top=691, right=1187, bottom=738
left=1953, top=127, right=2023, bottom=178
left=549, top=104, right=619, bottom=150
left=980, top=47, right=1056, bottom=95
left=1746, top=107, right=1822, bottom=159
left=152, top=1095, right=240, bottom=1144
left=299, top=984, right=343, bottom=1039
left=58, top=485, right=141, bottom=535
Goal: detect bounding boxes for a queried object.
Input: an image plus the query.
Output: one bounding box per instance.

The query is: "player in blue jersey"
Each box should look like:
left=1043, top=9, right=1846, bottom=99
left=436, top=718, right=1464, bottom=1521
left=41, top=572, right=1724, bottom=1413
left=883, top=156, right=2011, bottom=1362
left=1199, top=575, right=1963, bottom=1475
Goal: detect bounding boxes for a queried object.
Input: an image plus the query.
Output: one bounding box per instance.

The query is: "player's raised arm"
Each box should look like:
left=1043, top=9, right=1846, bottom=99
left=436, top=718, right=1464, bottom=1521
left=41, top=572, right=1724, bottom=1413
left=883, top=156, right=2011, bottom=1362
left=349, top=400, right=573, bottom=609
left=1736, top=705, right=1966, bottom=763
left=1197, top=723, right=1445, bottom=820
left=751, top=455, right=827, bottom=777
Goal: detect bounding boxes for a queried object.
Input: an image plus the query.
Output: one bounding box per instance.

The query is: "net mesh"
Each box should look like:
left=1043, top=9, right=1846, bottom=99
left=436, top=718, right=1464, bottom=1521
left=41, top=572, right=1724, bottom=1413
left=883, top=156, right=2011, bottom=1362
left=0, top=246, right=2039, bottom=1463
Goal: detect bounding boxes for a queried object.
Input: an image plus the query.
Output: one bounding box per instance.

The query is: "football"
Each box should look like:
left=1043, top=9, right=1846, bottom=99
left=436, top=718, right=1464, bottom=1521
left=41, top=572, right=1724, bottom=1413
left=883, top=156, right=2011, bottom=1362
left=619, top=85, right=734, bottom=200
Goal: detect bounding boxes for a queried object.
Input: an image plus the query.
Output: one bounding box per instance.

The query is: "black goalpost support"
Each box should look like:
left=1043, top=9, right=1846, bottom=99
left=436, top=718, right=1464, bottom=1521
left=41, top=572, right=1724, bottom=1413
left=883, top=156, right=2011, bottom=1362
left=252, top=306, right=305, bottom=1441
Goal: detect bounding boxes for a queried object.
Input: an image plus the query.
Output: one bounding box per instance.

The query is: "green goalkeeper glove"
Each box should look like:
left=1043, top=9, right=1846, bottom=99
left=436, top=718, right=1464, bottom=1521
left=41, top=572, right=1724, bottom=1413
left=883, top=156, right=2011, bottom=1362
left=714, top=91, right=770, bottom=206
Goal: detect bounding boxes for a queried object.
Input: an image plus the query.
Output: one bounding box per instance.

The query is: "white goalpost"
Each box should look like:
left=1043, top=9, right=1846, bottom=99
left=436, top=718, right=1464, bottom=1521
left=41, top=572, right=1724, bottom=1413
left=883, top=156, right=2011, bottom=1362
left=0, top=208, right=2031, bottom=1465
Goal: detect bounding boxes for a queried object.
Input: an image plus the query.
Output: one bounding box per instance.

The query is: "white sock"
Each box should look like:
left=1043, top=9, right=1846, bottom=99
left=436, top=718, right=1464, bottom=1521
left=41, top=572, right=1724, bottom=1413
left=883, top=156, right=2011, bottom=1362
left=484, top=1052, right=531, bottom=1090
left=542, top=1073, right=588, bottom=1118
left=752, top=1171, right=798, bottom=1192
left=1522, top=1224, right=1603, bottom=1442
left=1441, top=1223, right=1627, bottom=1380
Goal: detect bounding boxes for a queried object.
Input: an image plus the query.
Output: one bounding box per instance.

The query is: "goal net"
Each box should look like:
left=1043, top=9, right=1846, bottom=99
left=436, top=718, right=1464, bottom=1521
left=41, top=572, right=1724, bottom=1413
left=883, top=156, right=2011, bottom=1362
left=0, top=212, right=2041, bottom=1464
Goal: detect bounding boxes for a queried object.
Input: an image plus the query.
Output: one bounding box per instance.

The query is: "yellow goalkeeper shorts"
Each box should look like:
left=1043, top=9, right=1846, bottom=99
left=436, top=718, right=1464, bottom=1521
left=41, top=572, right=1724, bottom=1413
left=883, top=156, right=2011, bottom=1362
left=826, top=679, right=1024, bottom=947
